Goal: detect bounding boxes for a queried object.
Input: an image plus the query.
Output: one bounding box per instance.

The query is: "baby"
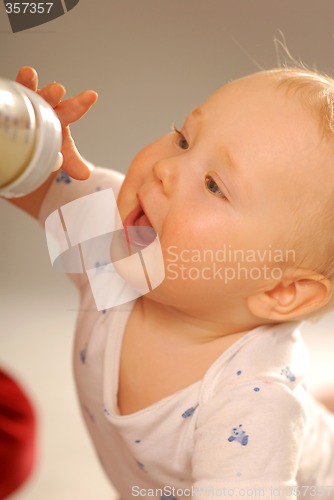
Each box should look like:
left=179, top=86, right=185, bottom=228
left=6, top=66, right=334, bottom=499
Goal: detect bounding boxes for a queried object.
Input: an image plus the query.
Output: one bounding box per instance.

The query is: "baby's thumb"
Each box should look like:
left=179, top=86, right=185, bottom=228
left=60, top=127, right=92, bottom=180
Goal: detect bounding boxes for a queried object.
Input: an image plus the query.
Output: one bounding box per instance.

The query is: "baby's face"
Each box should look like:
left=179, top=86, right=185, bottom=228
left=117, top=72, right=333, bottom=317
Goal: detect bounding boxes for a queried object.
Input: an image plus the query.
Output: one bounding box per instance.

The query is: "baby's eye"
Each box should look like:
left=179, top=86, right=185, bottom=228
left=172, top=125, right=189, bottom=150
left=205, top=175, right=226, bottom=199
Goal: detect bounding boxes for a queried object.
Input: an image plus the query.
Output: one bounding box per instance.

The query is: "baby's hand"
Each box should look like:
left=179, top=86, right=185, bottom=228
left=15, top=66, right=98, bottom=180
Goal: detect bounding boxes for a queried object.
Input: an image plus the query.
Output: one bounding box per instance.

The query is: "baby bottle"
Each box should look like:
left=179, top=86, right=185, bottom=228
left=0, top=78, right=62, bottom=198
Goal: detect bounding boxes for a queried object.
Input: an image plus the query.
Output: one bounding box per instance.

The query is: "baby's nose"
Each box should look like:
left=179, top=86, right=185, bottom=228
left=152, top=157, right=180, bottom=196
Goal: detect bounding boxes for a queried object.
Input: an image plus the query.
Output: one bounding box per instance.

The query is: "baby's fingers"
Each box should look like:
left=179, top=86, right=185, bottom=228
left=38, top=82, right=66, bottom=108
left=15, top=66, right=38, bottom=91
left=16, top=67, right=65, bottom=108
left=55, top=90, right=98, bottom=127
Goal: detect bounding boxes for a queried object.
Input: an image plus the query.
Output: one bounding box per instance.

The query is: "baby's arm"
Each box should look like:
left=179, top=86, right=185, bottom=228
left=7, top=66, right=98, bottom=218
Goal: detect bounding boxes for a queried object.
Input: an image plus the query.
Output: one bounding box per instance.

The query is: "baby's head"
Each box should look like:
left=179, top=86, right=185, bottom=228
left=118, top=67, right=334, bottom=330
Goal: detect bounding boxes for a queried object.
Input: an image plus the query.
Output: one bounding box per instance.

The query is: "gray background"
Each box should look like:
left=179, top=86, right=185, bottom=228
left=1, top=1, right=334, bottom=498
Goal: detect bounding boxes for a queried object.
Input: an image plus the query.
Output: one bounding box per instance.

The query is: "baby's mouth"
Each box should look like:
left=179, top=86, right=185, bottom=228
left=123, top=200, right=156, bottom=248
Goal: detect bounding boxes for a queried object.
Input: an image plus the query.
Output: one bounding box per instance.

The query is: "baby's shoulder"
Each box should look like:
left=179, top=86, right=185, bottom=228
left=202, top=322, right=307, bottom=397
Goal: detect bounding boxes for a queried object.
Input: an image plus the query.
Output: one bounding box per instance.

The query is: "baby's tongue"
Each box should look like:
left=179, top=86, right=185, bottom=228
left=126, top=209, right=155, bottom=247
left=136, top=212, right=151, bottom=228
left=133, top=214, right=155, bottom=245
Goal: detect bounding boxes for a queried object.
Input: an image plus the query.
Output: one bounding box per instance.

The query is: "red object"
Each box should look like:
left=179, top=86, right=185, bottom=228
left=0, top=369, right=36, bottom=499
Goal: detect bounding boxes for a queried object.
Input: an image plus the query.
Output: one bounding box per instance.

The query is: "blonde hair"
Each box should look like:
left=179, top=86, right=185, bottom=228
left=270, top=67, right=334, bottom=138
left=267, top=67, right=334, bottom=320
left=256, top=66, right=334, bottom=319
left=266, top=68, right=334, bottom=284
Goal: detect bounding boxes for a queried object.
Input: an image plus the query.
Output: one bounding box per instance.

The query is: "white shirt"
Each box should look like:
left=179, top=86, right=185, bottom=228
left=38, top=167, right=334, bottom=500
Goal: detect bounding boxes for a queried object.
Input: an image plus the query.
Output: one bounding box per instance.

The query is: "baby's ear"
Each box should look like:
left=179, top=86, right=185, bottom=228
left=247, top=268, right=333, bottom=321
